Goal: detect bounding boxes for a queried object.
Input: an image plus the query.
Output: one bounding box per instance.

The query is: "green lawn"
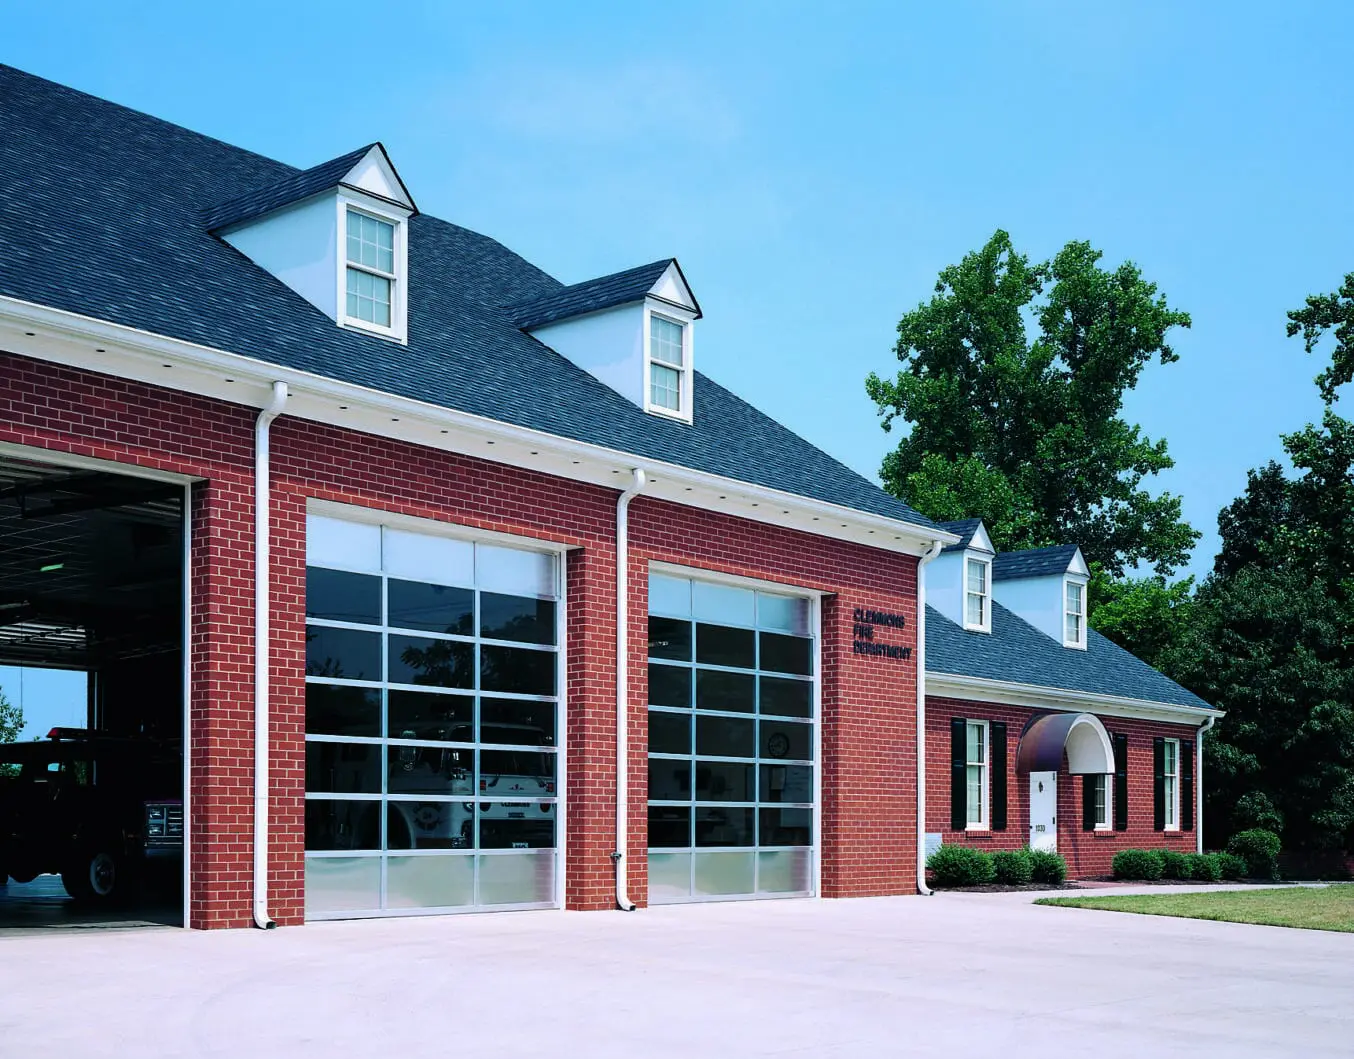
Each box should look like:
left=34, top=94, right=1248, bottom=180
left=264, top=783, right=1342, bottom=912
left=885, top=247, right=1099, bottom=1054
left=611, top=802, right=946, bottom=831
left=1036, top=885, right=1354, bottom=933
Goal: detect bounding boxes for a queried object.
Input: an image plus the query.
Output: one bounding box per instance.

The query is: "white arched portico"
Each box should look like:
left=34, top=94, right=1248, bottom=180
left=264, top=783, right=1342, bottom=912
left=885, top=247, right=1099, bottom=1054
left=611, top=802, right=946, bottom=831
left=1015, top=711, right=1114, bottom=775
left=1015, top=712, right=1114, bottom=853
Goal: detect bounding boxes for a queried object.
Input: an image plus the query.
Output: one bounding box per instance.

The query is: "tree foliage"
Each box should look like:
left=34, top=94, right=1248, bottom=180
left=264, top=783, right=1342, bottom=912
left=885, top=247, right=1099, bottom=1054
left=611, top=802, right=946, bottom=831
left=1088, top=572, right=1194, bottom=672
left=1287, top=269, right=1354, bottom=402
left=867, top=229, right=1198, bottom=576
left=0, top=686, right=21, bottom=745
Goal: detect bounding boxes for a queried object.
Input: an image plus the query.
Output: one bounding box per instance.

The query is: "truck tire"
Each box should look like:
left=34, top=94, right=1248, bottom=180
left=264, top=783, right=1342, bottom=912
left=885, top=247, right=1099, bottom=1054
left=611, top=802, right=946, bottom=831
left=62, top=848, right=124, bottom=905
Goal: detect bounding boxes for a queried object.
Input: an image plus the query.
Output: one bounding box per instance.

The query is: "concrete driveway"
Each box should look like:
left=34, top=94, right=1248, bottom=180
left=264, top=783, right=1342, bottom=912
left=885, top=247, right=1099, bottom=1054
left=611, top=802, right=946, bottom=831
left=1, top=890, right=1350, bottom=1058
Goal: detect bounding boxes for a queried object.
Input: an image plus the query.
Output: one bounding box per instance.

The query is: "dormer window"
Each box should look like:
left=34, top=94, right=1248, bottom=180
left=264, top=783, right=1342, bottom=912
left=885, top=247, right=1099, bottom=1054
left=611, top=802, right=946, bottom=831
left=964, top=556, right=991, bottom=632
left=345, top=209, right=395, bottom=327
left=647, top=311, right=690, bottom=418
left=1064, top=579, right=1086, bottom=648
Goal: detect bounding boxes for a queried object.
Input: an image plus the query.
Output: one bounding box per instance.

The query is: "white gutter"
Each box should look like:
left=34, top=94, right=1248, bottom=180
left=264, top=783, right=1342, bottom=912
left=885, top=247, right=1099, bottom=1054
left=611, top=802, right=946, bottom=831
left=915, top=537, right=946, bottom=896
left=1196, top=715, right=1215, bottom=854
left=253, top=381, right=289, bottom=929
left=0, top=295, right=958, bottom=557
left=613, top=468, right=647, bottom=911
left=926, top=671, right=1224, bottom=723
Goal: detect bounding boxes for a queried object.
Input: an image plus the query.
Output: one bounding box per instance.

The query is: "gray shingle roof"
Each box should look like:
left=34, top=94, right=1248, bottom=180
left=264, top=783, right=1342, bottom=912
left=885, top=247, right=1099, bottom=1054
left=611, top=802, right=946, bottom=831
left=993, top=544, right=1080, bottom=581
left=937, top=518, right=984, bottom=553
left=0, top=65, right=936, bottom=533
left=511, top=259, right=699, bottom=329
left=926, top=602, right=1213, bottom=710
left=202, top=144, right=388, bottom=232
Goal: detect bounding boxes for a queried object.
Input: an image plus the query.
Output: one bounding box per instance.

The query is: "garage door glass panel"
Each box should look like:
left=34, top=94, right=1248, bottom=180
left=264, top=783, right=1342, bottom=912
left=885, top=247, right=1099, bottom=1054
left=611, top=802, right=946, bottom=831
left=306, top=515, right=560, bottom=918
left=479, top=645, right=556, bottom=695
left=306, top=626, right=381, bottom=681
left=388, top=745, right=474, bottom=795
left=387, top=580, right=473, bottom=635
left=307, top=568, right=382, bottom=625
left=480, top=698, right=555, bottom=746
left=386, top=854, right=475, bottom=910
left=387, top=689, right=473, bottom=742
left=480, top=593, right=556, bottom=645
left=308, top=515, right=381, bottom=572
left=388, top=635, right=473, bottom=689
left=647, top=573, right=816, bottom=903
left=306, top=743, right=382, bottom=794
left=306, top=684, right=381, bottom=738
left=305, top=857, right=382, bottom=916
left=306, top=800, right=381, bottom=850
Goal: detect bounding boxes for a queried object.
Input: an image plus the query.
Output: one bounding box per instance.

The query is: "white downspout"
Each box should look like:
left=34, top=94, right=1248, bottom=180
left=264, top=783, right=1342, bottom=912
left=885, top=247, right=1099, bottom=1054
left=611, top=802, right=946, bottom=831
left=1196, top=715, right=1215, bottom=854
left=613, top=468, right=647, bottom=911
left=253, top=381, right=289, bottom=929
left=916, top=536, right=946, bottom=896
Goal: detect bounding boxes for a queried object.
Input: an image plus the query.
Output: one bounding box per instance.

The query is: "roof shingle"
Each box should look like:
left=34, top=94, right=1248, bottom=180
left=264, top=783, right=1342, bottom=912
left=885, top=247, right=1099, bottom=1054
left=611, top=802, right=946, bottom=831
left=510, top=259, right=685, bottom=329
left=0, top=65, right=936, bottom=534
left=993, top=544, right=1080, bottom=581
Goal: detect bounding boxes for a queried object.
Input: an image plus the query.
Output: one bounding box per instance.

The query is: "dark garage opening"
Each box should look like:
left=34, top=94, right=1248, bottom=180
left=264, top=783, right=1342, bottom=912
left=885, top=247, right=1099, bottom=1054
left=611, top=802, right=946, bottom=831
left=0, top=454, right=185, bottom=931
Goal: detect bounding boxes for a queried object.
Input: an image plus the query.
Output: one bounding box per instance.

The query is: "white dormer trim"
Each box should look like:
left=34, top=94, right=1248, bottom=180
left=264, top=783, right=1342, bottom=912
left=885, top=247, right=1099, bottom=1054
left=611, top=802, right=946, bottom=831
left=336, top=190, right=411, bottom=344
left=963, top=552, right=992, bottom=633
left=1063, top=573, right=1088, bottom=650
left=342, top=145, right=415, bottom=211
left=967, top=522, right=995, bottom=556
left=643, top=299, right=695, bottom=423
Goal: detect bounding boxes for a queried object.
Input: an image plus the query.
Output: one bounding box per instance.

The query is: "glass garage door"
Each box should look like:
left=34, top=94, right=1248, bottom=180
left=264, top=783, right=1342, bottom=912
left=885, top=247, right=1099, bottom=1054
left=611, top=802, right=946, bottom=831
left=646, top=572, right=816, bottom=902
left=303, top=513, right=561, bottom=919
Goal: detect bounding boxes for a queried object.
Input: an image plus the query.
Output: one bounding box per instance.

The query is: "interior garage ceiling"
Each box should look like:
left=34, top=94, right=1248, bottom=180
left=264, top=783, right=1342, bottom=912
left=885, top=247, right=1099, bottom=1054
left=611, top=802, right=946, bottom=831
left=0, top=456, right=183, bottom=669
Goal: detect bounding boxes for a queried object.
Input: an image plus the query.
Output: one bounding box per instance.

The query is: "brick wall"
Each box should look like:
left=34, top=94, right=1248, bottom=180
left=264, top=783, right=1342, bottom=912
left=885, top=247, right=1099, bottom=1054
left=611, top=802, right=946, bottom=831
left=3, top=348, right=930, bottom=926
left=925, top=696, right=1203, bottom=878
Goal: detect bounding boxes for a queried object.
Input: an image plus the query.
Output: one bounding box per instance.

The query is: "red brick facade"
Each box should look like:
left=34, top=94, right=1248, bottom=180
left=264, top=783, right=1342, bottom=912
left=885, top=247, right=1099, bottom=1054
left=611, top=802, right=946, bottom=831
left=2, top=349, right=926, bottom=926
left=925, top=696, right=1204, bottom=878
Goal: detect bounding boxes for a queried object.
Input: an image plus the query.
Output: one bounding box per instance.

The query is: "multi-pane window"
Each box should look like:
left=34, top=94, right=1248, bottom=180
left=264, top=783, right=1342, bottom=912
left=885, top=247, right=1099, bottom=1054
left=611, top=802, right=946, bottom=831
left=1090, top=774, right=1110, bottom=829
left=1065, top=580, right=1086, bottom=646
left=345, top=208, right=395, bottom=328
left=648, top=314, right=685, bottom=413
left=965, top=557, right=990, bottom=630
left=647, top=573, right=815, bottom=902
left=1163, top=738, right=1179, bottom=830
left=965, top=720, right=988, bottom=828
left=304, top=513, right=560, bottom=918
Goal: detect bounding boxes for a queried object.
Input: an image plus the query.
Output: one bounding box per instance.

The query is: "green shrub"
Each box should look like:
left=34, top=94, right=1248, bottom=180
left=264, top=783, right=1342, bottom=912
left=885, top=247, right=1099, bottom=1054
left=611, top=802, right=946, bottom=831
left=1028, top=848, right=1067, bottom=885
left=991, top=849, right=1034, bottom=885
left=926, top=845, right=996, bottom=887
left=1186, top=853, right=1222, bottom=882
left=1112, top=848, right=1165, bottom=880
left=1227, top=829, right=1282, bottom=880
left=1216, top=851, right=1248, bottom=880
left=1161, top=850, right=1194, bottom=880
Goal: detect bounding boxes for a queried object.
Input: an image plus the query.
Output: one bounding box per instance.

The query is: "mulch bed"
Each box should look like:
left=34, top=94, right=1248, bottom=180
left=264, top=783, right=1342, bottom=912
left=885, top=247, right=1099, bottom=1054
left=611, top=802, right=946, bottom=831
left=938, top=881, right=1088, bottom=893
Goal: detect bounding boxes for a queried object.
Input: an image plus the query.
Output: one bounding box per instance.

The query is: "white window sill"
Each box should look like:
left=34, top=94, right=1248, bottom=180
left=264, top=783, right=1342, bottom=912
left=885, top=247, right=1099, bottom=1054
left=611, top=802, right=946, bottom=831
left=341, top=317, right=406, bottom=344
left=1094, top=824, right=1113, bottom=833
left=964, top=824, right=989, bottom=832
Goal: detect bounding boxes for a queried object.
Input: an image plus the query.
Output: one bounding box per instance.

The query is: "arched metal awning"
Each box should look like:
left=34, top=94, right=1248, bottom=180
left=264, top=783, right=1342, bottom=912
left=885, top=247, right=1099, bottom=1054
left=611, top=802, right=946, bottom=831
left=1015, top=712, right=1114, bottom=775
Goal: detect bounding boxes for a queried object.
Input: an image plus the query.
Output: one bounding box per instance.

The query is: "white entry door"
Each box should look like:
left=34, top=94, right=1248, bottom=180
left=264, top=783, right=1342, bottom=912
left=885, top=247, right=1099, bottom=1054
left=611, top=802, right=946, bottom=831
left=1029, top=771, right=1058, bottom=852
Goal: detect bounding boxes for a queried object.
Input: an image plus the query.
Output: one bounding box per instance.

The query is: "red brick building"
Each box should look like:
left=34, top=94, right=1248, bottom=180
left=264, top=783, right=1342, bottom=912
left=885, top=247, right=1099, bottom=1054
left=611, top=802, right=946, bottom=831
left=0, top=67, right=1218, bottom=929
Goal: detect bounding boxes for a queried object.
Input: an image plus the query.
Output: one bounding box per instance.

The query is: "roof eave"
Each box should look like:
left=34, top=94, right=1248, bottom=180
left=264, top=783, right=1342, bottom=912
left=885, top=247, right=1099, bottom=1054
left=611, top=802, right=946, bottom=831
left=0, top=293, right=954, bottom=557
left=926, top=670, right=1223, bottom=722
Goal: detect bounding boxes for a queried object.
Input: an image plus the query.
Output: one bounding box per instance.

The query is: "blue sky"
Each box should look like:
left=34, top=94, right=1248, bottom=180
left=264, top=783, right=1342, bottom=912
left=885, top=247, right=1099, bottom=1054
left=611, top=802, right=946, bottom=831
left=3, top=0, right=1352, bottom=597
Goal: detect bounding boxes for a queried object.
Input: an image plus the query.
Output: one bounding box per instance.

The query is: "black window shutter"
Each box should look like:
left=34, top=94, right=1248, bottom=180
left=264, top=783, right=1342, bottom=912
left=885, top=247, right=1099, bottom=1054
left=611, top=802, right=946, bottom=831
left=1113, top=734, right=1128, bottom=831
left=1182, top=740, right=1195, bottom=832
left=1152, top=736, right=1166, bottom=831
left=1082, top=774, right=1097, bottom=831
left=991, top=722, right=1007, bottom=831
left=950, top=718, right=967, bottom=832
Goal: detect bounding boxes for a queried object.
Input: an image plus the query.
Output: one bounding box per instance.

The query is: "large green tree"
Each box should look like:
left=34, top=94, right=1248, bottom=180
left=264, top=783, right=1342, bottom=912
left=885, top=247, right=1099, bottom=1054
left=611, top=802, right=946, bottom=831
left=1167, top=276, right=1354, bottom=853
left=0, top=686, right=20, bottom=744
left=867, top=229, right=1198, bottom=577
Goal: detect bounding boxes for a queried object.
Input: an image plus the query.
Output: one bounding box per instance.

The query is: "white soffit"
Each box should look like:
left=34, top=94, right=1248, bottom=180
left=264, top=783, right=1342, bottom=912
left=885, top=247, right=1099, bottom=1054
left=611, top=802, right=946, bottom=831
left=0, top=296, right=956, bottom=557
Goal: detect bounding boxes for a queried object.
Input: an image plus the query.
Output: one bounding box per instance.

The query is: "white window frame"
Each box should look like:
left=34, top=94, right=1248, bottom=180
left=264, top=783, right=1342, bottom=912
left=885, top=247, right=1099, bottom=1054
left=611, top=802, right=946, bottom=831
left=1091, top=773, right=1112, bottom=831
left=1063, top=576, right=1087, bottom=649
left=963, top=555, right=992, bottom=633
left=965, top=719, right=989, bottom=831
left=643, top=302, right=694, bottom=423
left=337, top=195, right=409, bottom=344
left=1163, top=738, right=1180, bottom=831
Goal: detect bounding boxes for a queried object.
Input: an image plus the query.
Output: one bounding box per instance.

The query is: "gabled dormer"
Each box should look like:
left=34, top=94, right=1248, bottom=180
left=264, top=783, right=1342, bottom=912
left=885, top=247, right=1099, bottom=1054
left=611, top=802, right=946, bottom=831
left=992, top=544, right=1090, bottom=649
left=205, top=144, right=417, bottom=343
left=511, top=259, right=702, bottom=423
left=926, top=519, right=996, bottom=633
